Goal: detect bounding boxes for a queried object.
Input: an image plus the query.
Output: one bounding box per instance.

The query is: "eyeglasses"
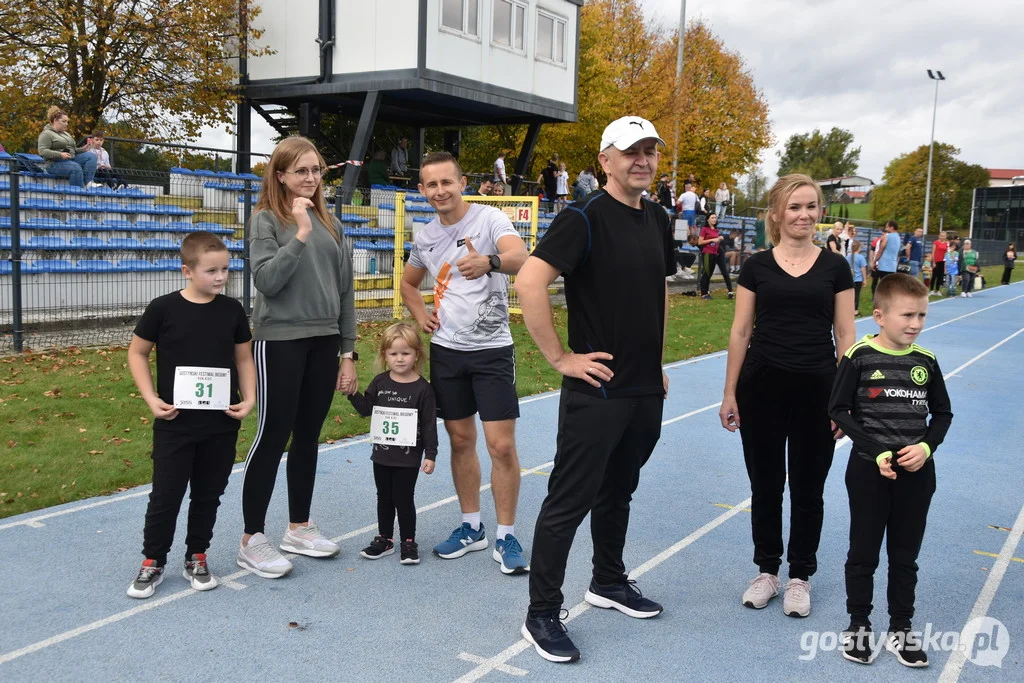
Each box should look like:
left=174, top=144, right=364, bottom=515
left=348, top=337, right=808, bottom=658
left=283, top=166, right=325, bottom=178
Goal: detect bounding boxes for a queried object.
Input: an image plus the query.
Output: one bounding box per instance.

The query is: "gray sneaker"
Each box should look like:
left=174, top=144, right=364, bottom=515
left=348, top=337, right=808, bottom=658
left=280, top=523, right=340, bottom=558
left=237, top=532, right=293, bottom=578
left=126, top=559, right=164, bottom=599
left=783, top=578, right=811, bottom=617
left=183, top=553, right=217, bottom=591
left=741, top=572, right=780, bottom=609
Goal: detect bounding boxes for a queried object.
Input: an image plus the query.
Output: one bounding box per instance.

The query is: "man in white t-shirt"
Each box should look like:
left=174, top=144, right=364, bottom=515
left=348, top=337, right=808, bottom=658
left=493, top=152, right=507, bottom=184
left=678, top=182, right=698, bottom=230
left=401, top=151, right=531, bottom=575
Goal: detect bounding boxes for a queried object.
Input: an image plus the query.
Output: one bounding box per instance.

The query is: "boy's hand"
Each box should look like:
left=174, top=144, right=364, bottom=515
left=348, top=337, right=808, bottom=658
left=147, top=397, right=178, bottom=421
left=421, top=459, right=435, bottom=474
left=225, top=399, right=255, bottom=421
left=877, top=453, right=897, bottom=480
left=896, top=444, right=928, bottom=472
left=831, top=420, right=844, bottom=440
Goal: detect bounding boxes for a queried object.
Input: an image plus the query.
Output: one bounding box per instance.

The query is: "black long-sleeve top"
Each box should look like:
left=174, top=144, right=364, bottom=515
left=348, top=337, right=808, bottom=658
left=347, top=373, right=438, bottom=467
left=828, top=335, right=953, bottom=463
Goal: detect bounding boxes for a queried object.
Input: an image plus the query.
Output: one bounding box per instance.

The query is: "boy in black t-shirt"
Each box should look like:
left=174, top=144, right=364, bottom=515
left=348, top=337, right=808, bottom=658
left=828, top=274, right=953, bottom=667
left=125, top=232, right=255, bottom=598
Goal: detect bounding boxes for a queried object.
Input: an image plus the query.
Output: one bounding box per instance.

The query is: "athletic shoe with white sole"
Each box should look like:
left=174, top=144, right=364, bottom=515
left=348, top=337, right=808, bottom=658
left=493, top=534, right=530, bottom=574
left=360, top=535, right=394, bottom=560
left=237, top=532, right=293, bottom=578
left=183, top=553, right=217, bottom=591
left=522, top=610, right=580, bottom=663
left=127, top=559, right=164, bottom=599
left=280, top=523, right=340, bottom=558
left=433, top=522, right=487, bottom=559
left=842, top=625, right=875, bottom=664
left=783, top=578, right=811, bottom=617
left=886, top=628, right=929, bottom=667
left=400, top=540, right=420, bottom=564
left=741, top=572, right=780, bottom=609
left=584, top=578, right=663, bottom=618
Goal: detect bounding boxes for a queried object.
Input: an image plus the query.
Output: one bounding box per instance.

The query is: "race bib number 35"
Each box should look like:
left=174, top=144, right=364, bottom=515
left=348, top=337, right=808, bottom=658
left=370, top=407, right=418, bottom=447
left=173, top=366, right=231, bottom=410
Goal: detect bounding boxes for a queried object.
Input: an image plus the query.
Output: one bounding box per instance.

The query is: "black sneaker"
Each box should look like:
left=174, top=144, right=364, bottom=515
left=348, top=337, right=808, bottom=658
left=841, top=625, right=874, bottom=664
left=400, top=540, right=420, bottom=565
left=584, top=577, right=663, bottom=618
left=359, top=535, right=394, bottom=559
left=126, top=559, right=164, bottom=599
left=886, top=628, right=929, bottom=667
left=521, top=610, right=580, bottom=663
left=183, top=553, right=217, bottom=591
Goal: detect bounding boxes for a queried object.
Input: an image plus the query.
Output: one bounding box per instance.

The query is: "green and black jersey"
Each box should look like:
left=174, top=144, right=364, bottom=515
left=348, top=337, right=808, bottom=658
left=828, top=334, right=954, bottom=463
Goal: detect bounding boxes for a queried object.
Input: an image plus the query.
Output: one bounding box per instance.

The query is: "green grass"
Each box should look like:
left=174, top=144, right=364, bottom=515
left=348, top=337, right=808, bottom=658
left=825, top=202, right=873, bottom=222
left=854, top=264, right=1023, bottom=319
left=0, top=293, right=736, bottom=519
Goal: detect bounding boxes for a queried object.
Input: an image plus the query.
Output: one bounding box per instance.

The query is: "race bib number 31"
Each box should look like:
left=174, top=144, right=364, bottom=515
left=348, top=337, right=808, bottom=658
left=173, top=366, right=230, bottom=410
left=370, top=407, right=418, bottom=447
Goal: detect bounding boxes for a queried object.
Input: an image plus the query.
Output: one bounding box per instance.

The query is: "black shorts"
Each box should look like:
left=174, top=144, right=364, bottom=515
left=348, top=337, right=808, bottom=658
left=430, top=343, right=519, bottom=422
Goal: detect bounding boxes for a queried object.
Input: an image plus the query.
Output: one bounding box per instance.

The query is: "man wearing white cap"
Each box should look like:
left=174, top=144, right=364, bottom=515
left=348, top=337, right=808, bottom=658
left=514, top=116, right=676, bottom=662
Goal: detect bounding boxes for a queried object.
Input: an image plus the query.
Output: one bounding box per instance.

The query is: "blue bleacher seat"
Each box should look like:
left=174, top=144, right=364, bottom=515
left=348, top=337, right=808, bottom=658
left=0, top=236, right=11, bottom=249
left=118, top=259, right=160, bottom=272
left=345, top=228, right=395, bottom=238
left=412, top=216, right=433, bottom=224
left=26, top=236, right=70, bottom=249
left=229, top=258, right=244, bottom=271
left=33, top=259, right=75, bottom=273
left=96, top=202, right=126, bottom=212
left=170, top=167, right=196, bottom=175
left=0, top=216, right=10, bottom=228
left=25, top=218, right=66, bottom=229
left=166, top=222, right=194, bottom=232
left=353, top=240, right=396, bottom=251
left=164, top=206, right=193, bottom=216
left=339, top=214, right=371, bottom=224
left=67, top=218, right=102, bottom=229
left=70, top=237, right=108, bottom=249
left=192, top=222, right=233, bottom=234
left=143, top=238, right=179, bottom=250
left=0, top=198, right=11, bottom=209
left=61, top=185, right=87, bottom=196
left=109, top=237, right=143, bottom=249
left=134, top=221, right=166, bottom=232
left=23, top=198, right=63, bottom=210
left=64, top=200, right=96, bottom=211
left=76, top=260, right=118, bottom=272
left=0, top=261, right=10, bottom=275
left=154, top=258, right=183, bottom=270
left=103, top=220, right=135, bottom=230
left=225, top=239, right=244, bottom=251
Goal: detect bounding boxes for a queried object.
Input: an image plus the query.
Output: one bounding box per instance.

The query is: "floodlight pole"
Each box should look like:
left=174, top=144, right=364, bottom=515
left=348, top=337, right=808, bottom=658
left=671, top=0, right=687, bottom=187
left=922, top=70, right=945, bottom=234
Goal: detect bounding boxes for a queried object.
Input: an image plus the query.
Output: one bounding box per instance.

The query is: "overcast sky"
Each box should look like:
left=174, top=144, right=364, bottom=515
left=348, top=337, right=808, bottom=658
left=199, top=0, right=1024, bottom=185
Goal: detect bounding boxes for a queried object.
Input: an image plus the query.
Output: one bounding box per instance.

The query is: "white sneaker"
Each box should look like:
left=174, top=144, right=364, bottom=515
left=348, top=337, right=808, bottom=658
left=280, top=523, right=340, bottom=558
left=741, top=572, right=780, bottom=609
left=237, top=532, right=293, bottom=578
left=783, top=578, right=811, bottom=617
left=960, top=292, right=967, bottom=298
left=967, top=292, right=973, bottom=298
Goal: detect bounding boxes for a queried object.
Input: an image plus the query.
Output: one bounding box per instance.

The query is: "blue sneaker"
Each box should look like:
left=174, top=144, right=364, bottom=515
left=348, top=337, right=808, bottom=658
left=493, top=534, right=530, bottom=574
left=433, top=522, right=488, bottom=559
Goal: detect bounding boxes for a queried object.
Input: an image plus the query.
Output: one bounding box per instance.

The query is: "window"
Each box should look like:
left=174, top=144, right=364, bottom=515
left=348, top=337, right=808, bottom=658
left=493, top=0, right=526, bottom=52
left=536, top=10, right=566, bottom=64
left=442, top=0, right=479, bottom=37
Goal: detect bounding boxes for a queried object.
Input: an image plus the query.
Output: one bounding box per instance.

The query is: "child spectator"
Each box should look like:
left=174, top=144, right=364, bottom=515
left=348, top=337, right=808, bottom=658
left=125, top=231, right=256, bottom=598
left=828, top=273, right=953, bottom=667
left=346, top=322, right=438, bottom=564
left=555, top=162, right=569, bottom=212
left=944, top=242, right=960, bottom=297
left=725, top=228, right=742, bottom=273
left=86, top=131, right=123, bottom=190
left=848, top=240, right=868, bottom=316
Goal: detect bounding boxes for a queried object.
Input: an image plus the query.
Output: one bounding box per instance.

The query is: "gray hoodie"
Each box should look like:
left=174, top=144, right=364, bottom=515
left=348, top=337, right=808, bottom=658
left=249, top=209, right=356, bottom=352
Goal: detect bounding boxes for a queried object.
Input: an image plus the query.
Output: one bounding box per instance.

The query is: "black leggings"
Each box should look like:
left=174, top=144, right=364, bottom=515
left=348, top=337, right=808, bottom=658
left=242, top=335, right=340, bottom=535
left=700, top=251, right=733, bottom=296
left=931, top=261, right=945, bottom=292
left=853, top=282, right=863, bottom=313
left=1003, top=267, right=1014, bottom=285
left=373, top=463, right=420, bottom=540
left=737, top=361, right=836, bottom=580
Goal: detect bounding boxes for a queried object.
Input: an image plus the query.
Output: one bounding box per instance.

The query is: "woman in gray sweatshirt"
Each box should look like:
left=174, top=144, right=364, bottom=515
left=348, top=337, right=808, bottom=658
left=37, top=106, right=97, bottom=188
left=236, top=137, right=357, bottom=579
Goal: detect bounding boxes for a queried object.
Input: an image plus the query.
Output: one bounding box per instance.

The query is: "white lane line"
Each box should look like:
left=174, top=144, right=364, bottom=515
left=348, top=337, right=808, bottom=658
left=939, top=501, right=1024, bottom=683
left=457, top=653, right=528, bottom=677
left=943, top=327, right=1024, bottom=377
left=923, top=294, right=1024, bottom=333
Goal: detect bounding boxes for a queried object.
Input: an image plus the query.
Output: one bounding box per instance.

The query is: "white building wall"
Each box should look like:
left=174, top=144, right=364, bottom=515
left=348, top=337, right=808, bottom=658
left=335, top=0, right=418, bottom=73
left=247, top=3, right=320, bottom=81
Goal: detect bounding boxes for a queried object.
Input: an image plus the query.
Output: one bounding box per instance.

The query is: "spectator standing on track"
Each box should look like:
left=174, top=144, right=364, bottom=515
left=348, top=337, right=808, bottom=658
left=399, top=151, right=532, bottom=575
left=515, top=115, right=674, bottom=663
left=698, top=212, right=734, bottom=300
left=237, top=136, right=357, bottom=579
left=829, top=273, right=953, bottom=667
left=848, top=240, right=868, bottom=316
left=944, top=241, right=960, bottom=297
left=959, top=239, right=979, bottom=297
left=904, top=227, right=924, bottom=278
left=715, top=182, right=731, bottom=218
left=126, top=232, right=256, bottom=599
left=929, top=231, right=948, bottom=295
left=37, top=106, right=98, bottom=188
left=1002, top=242, right=1016, bottom=285
left=719, top=173, right=856, bottom=619
left=346, top=322, right=438, bottom=566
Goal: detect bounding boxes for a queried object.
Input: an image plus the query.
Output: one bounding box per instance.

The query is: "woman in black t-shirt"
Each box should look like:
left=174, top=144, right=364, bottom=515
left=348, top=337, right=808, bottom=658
left=719, top=174, right=856, bottom=618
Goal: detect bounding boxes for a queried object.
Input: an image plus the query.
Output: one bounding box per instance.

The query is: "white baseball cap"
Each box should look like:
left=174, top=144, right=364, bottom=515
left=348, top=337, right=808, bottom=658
left=600, top=116, right=666, bottom=152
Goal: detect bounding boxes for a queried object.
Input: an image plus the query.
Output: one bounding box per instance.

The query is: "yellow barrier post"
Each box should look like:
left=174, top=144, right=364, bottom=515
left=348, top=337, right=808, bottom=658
left=392, top=191, right=406, bottom=320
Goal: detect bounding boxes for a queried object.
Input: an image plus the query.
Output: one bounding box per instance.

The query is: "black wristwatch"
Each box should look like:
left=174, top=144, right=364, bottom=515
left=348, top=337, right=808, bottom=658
left=488, top=254, right=501, bottom=272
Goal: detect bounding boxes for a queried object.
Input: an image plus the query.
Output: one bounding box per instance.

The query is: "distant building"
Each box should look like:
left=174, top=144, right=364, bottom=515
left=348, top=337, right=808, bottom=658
left=836, top=189, right=872, bottom=204
left=986, top=168, right=1024, bottom=187
left=971, top=185, right=1023, bottom=243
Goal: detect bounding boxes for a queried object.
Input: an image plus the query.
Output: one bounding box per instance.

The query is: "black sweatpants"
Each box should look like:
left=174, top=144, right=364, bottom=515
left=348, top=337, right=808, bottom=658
left=1002, top=267, right=1014, bottom=285
left=529, top=391, right=663, bottom=615
left=845, top=454, right=935, bottom=630
left=853, top=282, right=863, bottom=314
left=736, top=361, right=836, bottom=580
left=142, top=429, right=238, bottom=566
left=242, top=335, right=340, bottom=535
left=373, top=463, right=420, bottom=540
left=931, top=261, right=945, bottom=292
left=700, top=252, right=733, bottom=296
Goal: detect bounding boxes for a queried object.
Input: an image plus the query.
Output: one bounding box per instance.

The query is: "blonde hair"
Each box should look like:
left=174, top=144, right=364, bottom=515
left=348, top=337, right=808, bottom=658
left=46, top=106, right=67, bottom=123
left=375, top=322, right=426, bottom=375
left=765, top=174, right=825, bottom=246
left=850, top=239, right=862, bottom=253
left=254, top=136, right=337, bottom=242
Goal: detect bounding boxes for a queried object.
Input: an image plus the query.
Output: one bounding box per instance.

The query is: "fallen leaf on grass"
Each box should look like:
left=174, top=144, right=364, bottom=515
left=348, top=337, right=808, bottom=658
left=123, top=459, right=133, bottom=467
left=325, top=438, right=336, bottom=444
left=88, top=450, right=104, bottom=455
left=43, top=388, right=61, bottom=398
left=79, top=393, right=89, bottom=398
left=333, top=416, right=342, bottom=424
left=79, top=428, right=88, bottom=433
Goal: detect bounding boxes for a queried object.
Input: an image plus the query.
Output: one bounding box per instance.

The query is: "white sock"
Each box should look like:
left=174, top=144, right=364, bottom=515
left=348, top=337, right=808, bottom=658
left=496, top=524, right=515, bottom=540
left=463, top=511, right=482, bottom=530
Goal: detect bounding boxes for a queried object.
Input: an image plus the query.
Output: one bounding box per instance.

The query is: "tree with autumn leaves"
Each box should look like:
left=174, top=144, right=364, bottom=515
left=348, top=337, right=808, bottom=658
left=457, top=0, right=772, bottom=191
left=0, top=0, right=269, bottom=152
